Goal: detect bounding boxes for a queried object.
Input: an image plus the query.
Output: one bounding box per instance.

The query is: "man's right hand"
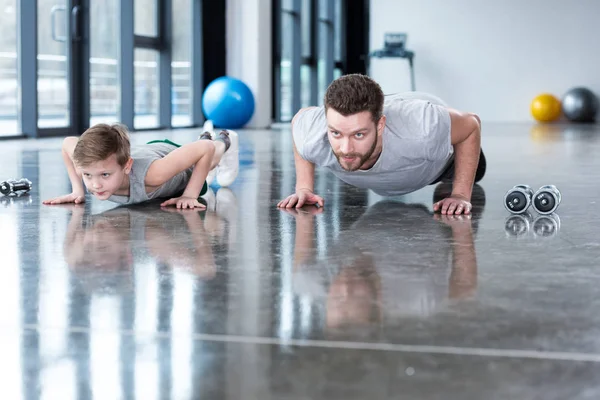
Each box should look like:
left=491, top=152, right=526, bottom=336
left=277, top=188, right=324, bottom=208
left=43, top=192, right=86, bottom=205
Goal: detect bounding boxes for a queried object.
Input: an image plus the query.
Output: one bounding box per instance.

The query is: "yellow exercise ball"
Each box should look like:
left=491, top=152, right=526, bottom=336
left=530, top=93, right=562, bottom=122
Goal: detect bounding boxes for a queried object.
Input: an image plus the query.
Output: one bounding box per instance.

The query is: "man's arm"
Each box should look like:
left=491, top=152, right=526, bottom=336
left=293, top=137, right=316, bottom=193
left=449, top=109, right=481, bottom=201
left=278, top=107, right=324, bottom=208
left=292, top=107, right=317, bottom=192
left=146, top=140, right=215, bottom=199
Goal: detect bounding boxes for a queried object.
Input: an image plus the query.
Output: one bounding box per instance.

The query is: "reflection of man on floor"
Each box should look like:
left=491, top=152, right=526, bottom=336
left=287, top=200, right=478, bottom=330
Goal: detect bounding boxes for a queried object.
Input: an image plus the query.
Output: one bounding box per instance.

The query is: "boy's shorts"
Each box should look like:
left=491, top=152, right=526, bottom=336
left=146, top=139, right=209, bottom=197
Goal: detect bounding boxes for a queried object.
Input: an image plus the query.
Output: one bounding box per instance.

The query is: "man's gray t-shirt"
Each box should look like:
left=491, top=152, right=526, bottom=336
left=108, top=142, right=192, bottom=205
left=292, top=92, right=453, bottom=196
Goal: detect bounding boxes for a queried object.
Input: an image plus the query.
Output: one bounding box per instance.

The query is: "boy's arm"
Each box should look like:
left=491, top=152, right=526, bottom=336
left=62, top=137, right=86, bottom=195
left=43, top=137, right=86, bottom=204
left=146, top=140, right=215, bottom=199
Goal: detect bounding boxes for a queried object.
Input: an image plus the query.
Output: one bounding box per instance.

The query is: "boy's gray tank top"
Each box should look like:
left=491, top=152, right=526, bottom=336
left=108, top=142, right=192, bottom=205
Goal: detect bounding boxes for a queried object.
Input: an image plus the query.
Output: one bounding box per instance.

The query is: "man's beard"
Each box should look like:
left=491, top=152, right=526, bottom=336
left=334, top=130, right=379, bottom=171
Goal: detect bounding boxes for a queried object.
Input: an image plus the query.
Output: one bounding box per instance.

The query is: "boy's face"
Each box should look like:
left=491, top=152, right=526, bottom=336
left=78, top=154, right=132, bottom=200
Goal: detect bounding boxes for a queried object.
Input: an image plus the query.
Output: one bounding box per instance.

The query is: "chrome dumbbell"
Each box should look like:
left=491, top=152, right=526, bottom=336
left=532, top=185, right=561, bottom=215
left=0, top=178, right=32, bottom=196
left=503, top=184, right=534, bottom=214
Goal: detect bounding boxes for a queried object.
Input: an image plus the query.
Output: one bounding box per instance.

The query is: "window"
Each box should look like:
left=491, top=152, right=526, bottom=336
left=274, top=0, right=345, bottom=122
left=134, top=48, right=159, bottom=129
left=171, top=0, right=192, bottom=127
left=0, top=0, right=17, bottom=136
left=89, top=0, right=119, bottom=126
left=134, top=0, right=158, bottom=37
left=37, top=0, right=69, bottom=128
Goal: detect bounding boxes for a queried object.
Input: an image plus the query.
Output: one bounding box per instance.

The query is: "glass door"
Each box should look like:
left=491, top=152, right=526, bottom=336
left=37, top=0, right=87, bottom=136
left=0, top=0, right=18, bottom=136
left=37, top=0, right=71, bottom=130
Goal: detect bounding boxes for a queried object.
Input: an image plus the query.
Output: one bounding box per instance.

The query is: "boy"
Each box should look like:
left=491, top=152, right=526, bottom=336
left=43, top=122, right=238, bottom=208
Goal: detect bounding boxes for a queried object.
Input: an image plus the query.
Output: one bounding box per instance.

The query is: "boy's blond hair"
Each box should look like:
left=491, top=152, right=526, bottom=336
left=73, top=123, right=131, bottom=167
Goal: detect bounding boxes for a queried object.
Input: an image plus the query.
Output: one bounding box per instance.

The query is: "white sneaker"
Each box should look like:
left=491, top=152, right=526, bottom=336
left=198, top=120, right=217, bottom=185
left=215, top=130, right=239, bottom=187
left=202, top=120, right=214, bottom=135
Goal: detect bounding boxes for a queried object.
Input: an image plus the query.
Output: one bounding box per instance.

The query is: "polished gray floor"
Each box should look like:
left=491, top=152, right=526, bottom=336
left=1, top=122, right=600, bottom=399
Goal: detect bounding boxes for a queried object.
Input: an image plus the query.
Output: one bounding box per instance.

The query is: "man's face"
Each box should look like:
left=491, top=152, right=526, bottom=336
left=326, top=109, right=384, bottom=171
left=78, top=154, right=131, bottom=200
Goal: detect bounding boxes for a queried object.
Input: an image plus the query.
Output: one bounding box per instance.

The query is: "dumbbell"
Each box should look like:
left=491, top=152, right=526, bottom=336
left=503, top=184, right=534, bottom=214
left=532, top=185, right=561, bottom=215
left=0, top=178, right=32, bottom=196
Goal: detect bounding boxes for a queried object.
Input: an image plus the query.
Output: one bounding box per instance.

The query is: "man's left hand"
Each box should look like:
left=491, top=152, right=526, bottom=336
left=433, top=194, right=472, bottom=215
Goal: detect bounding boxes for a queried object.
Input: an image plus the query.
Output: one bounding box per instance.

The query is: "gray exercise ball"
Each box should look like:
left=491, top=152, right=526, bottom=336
left=562, top=87, right=598, bottom=123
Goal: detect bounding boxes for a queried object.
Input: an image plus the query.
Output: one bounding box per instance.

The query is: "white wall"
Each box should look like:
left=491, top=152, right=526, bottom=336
left=226, top=0, right=272, bottom=128
left=370, top=0, right=600, bottom=122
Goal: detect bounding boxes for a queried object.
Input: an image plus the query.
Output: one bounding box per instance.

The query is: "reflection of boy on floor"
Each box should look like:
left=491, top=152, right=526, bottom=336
left=44, top=122, right=238, bottom=208
left=63, top=190, right=238, bottom=285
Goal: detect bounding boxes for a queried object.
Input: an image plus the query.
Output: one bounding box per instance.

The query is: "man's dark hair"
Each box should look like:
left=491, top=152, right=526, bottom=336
left=323, top=74, right=384, bottom=123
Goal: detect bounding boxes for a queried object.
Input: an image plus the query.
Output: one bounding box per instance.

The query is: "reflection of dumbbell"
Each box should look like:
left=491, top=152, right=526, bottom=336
left=0, top=178, right=33, bottom=196
left=504, top=211, right=534, bottom=238
left=532, top=185, right=561, bottom=215
left=532, top=213, right=561, bottom=238
left=503, top=184, right=534, bottom=214
left=0, top=194, right=33, bottom=207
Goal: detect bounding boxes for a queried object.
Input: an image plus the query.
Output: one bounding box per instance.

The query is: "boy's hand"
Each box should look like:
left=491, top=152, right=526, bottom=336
left=160, top=196, right=206, bottom=209
left=43, top=192, right=86, bottom=205
left=277, top=188, right=324, bottom=208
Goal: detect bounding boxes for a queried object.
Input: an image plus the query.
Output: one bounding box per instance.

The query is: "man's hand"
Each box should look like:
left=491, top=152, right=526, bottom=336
left=161, top=196, right=206, bottom=209
left=43, top=192, right=86, bottom=205
left=433, top=194, right=472, bottom=215
left=277, top=188, right=324, bottom=209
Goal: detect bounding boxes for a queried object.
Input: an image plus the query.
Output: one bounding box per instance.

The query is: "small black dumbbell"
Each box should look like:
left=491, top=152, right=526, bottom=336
left=532, top=185, right=561, bottom=215
left=504, top=184, right=534, bottom=214
left=0, top=178, right=32, bottom=196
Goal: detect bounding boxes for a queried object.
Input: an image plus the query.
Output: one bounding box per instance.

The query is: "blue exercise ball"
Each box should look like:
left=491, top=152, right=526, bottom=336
left=202, top=76, right=255, bottom=128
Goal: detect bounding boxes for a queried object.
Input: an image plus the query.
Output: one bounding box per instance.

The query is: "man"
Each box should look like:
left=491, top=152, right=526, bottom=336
left=276, top=74, right=486, bottom=215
